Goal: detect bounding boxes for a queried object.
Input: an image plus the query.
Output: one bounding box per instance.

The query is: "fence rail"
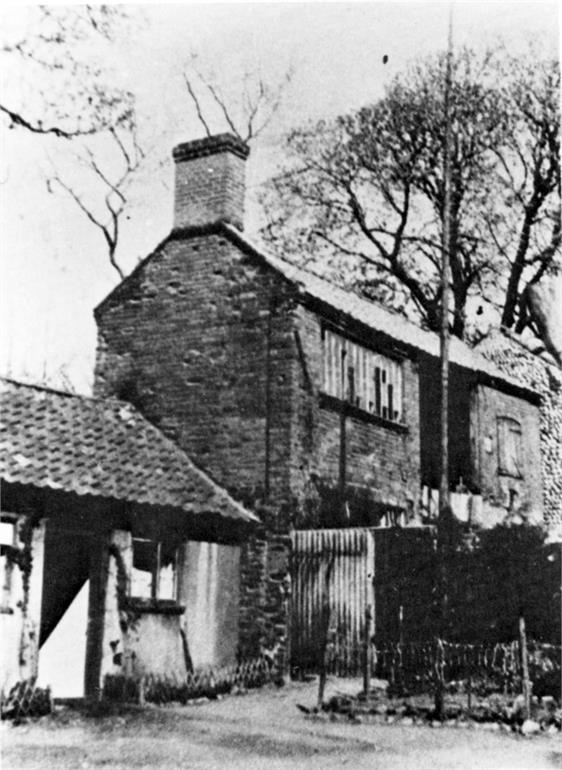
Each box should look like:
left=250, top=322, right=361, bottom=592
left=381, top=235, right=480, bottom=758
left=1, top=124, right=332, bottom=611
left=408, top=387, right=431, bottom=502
left=103, top=656, right=275, bottom=705
left=301, top=637, right=561, bottom=699
left=1, top=679, right=52, bottom=721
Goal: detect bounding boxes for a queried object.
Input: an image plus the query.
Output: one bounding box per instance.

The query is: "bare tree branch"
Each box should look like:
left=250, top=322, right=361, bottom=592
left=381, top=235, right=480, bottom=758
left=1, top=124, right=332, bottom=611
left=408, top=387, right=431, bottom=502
left=182, top=57, right=293, bottom=144
left=183, top=74, right=211, bottom=137
left=49, top=122, right=146, bottom=280
left=262, top=44, right=559, bottom=347
left=0, top=103, right=98, bottom=139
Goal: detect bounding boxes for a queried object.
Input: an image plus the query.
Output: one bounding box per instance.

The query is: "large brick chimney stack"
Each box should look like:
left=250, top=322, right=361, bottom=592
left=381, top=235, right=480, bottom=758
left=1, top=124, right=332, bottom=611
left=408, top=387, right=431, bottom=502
left=172, top=133, right=250, bottom=232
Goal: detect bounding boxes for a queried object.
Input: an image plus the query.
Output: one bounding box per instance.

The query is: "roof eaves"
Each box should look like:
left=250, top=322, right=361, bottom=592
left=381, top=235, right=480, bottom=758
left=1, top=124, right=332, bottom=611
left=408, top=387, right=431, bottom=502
left=0, top=377, right=259, bottom=525
left=90, top=222, right=540, bottom=403
left=221, top=226, right=539, bottom=401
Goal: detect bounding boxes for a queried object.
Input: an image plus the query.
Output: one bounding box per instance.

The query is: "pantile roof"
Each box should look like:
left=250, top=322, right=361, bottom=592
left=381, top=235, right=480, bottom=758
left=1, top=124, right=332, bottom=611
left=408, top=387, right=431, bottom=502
left=0, top=378, right=257, bottom=523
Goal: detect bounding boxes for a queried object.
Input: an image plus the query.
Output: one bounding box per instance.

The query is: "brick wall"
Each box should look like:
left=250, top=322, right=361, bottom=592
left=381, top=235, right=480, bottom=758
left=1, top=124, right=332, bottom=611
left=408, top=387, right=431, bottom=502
left=173, top=134, right=249, bottom=231
left=94, top=229, right=297, bottom=665
left=95, top=232, right=295, bottom=500
left=289, top=305, right=421, bottom=528
left=93, top=226, right=426, bottom=664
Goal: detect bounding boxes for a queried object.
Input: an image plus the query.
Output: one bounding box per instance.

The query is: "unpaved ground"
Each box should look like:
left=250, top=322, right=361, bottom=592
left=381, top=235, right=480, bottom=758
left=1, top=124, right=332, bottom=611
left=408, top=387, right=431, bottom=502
left=2, top=678, right=561, bottom=770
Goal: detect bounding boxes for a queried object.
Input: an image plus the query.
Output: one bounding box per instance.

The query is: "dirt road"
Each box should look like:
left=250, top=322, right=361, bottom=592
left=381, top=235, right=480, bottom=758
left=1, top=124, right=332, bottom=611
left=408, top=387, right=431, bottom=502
left=2, top=679, right=561, bottom=770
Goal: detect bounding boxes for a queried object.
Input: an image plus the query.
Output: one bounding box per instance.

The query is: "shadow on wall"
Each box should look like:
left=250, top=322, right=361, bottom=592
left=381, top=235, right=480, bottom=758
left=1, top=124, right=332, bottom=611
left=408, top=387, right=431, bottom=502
left=37, top=580, right=89, bottom=698
left=183, top=541, right=241, bottom=669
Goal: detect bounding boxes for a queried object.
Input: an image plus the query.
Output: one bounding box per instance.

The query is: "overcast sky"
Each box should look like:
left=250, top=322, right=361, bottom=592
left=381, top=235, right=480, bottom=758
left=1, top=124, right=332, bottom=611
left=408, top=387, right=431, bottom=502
left=0, top=2, right=559, bottom=393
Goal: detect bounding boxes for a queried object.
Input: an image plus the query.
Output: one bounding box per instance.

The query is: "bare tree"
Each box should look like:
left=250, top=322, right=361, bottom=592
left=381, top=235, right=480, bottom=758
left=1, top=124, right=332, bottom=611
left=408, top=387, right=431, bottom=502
left=261, top=44, right=560, bottom=350
left=182, top=53, right=293, bottom=144
left=1, top=5, right=135, bottom=140
left=48, top=116, right=145, bottom=279
left=492, top=54, right=561, bottom=335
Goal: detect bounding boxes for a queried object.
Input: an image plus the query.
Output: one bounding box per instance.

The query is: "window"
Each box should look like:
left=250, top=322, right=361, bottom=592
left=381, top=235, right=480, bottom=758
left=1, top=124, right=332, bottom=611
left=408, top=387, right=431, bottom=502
left=130, top=538, right=177, bottom=601
left=322, top=328, right=403, bottom=422
left=0, top=516, right=17, bottom=611
left=497, top=417, right=522, bottom=477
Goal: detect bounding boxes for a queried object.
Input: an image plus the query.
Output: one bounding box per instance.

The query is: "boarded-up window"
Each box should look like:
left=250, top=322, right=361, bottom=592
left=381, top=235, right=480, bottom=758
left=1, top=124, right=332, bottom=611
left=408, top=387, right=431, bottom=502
left=322, top=328, right=403, bottom=423
left=497, top=417, right=523, bottom=477
left=131, top=538, right=177, bottom=601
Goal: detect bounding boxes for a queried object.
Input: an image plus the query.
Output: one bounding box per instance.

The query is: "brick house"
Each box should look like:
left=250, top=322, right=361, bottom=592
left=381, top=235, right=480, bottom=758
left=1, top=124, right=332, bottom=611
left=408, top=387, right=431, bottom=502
left=93, top=133, right=544, bottom=666
left=0, top=378, right=256, bottom=700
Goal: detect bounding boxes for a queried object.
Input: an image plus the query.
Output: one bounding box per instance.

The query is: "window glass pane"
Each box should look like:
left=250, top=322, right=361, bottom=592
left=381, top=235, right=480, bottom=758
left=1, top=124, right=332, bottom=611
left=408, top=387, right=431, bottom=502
left=0, top=521, right=15, bottom=547
left=158, top=544, right=177, bottom=600
left=131, top=538, right=156, bottom=598
left=158, top=561, right=176, bottom=600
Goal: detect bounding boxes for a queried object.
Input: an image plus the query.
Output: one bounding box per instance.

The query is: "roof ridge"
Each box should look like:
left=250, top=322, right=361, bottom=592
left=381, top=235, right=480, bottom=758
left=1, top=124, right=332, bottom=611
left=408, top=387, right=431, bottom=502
left=0, top=375, right=132, bottom=406
left=0, top=375, right=92, bottom=401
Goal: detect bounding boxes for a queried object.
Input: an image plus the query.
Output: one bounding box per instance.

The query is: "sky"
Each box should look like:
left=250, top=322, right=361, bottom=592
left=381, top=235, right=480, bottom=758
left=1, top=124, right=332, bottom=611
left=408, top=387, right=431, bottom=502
left=0, top=1, right=559, bottom=393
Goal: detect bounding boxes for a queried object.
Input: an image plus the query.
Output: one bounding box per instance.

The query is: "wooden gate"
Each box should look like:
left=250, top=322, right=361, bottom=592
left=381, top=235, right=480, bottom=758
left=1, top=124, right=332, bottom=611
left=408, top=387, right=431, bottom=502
left=290, top=528, right=375, bottom=675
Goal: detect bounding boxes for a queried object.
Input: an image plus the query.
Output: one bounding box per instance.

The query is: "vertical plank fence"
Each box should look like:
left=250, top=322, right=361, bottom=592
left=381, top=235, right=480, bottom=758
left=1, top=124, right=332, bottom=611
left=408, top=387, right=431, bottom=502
left=291, top=528, right=374, bottom=676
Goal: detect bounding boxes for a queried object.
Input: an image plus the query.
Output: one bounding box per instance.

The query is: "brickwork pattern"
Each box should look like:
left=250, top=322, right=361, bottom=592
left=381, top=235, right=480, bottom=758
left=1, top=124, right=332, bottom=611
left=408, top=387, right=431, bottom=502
left=174, top=148, right=247, bottom=231
left=289, top=305, right=421, bottom=527
left=94, top=232, right=297, bottom=664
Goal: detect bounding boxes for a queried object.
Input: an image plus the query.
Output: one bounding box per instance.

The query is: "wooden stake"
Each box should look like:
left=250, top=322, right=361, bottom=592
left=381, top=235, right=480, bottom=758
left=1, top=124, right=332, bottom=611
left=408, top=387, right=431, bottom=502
left=363, top=604, right=373, bottom=696
left=519, top=615, right=531, bottom=720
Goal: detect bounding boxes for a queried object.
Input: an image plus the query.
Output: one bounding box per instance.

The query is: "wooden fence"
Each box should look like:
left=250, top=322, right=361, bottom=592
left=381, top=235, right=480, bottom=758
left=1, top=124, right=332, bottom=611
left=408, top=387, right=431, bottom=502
left=291, top=528, right=375, bottom=675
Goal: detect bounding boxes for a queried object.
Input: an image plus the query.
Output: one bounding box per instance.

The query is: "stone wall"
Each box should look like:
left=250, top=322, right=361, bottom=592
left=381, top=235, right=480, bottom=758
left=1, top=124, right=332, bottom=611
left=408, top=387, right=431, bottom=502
left=477, top=332, right=561, bottom=527
left=470, top=384, right=543, bottom=520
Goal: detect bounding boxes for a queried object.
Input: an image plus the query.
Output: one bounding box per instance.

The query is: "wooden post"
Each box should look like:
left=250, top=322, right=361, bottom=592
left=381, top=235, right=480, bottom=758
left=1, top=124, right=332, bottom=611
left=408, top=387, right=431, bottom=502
left=435, top=6, right=454, bottom=723
left=317, top=558, right=334, bottom=709
left=519, top=615, right=531, bottom=720
left=433, top=637, right=445, bottom=718
left=363, top=604, right=373, bottom=697
left=467, top=649, right=473, bottom=711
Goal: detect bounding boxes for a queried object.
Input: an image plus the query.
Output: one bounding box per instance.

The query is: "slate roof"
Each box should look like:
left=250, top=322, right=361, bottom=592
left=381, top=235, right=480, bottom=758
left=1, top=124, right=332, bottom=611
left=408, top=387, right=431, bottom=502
left=0, top=378, right=257, bottom=522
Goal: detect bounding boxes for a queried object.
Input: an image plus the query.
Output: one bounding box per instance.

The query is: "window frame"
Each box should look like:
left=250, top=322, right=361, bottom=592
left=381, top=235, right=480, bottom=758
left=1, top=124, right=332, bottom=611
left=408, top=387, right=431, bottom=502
left=0, top=514, right=19, bottom=614
left=321, top=326, right=405, bottom=427
left=130, top=536, right=179, bottom=604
